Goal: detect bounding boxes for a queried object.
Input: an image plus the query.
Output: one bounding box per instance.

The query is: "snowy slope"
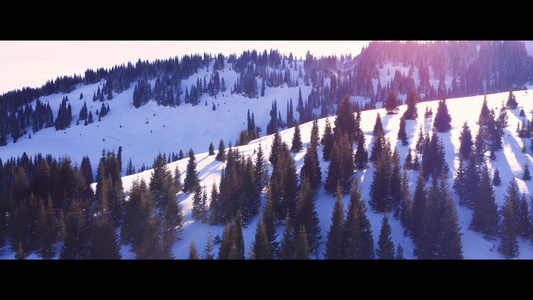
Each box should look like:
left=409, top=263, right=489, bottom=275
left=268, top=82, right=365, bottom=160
left=0, top=59, right=313, bottom=180
left=116, top=88, right=533, bottom=259
left=2, top=56, right=533, bottom=259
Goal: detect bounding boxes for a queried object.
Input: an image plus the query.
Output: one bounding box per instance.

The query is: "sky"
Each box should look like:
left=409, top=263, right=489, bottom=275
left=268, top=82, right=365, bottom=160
left=0, top=40, right=370, bottom=94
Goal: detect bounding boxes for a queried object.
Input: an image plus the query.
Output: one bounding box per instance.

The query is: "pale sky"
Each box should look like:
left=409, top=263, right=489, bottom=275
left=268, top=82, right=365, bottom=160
left=0, top=40, right=370, bottom=94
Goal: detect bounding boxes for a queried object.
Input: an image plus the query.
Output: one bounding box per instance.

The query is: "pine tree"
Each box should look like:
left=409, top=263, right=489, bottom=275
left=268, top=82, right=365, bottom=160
left=35, top=198, right=58, bottom=259
left=209, top=142, right=215, bottom=156
left=343, top=178, right=374, bottom=259
left=403, top=88, right=419, bottom=120
left=279, top=210, right=294, bottom=259
left=435, top=172, right=463, bottom=259
left=373, top=113, right=384, bottom=136
left=324, top=133, right=354, bottom=195
left=321, top=117, right=334, bottom=161
left=294, top=225, right=310, bottom=259
left=397, top=116, right=408, bottom=146
left=377, top=213, right=395, bottom=259
left=433, top=99, right=452, bottom=132
left=253, top=141, right=268, bottom=194
left=299, top=119, right=321, bottom=192
left=89, top=214, right=121, bottom=259
left=523, top=163, right=532, bottom=181
left=499, top=192, right=519, bottom=258
left=60, top=200, right=87, bottom=259
left=291, top=121, right=302, bottom=152
left=458, top=121, right=474, bottom=160
left=479, top=95, right=490, bottom=127
left=263, top=186, right=277, bottom=256
left=354, top=132, right=368, bottom=170
left=384, top=90, right=399, bottom=114
left=409, top=173, right=426, bottom=239
left=188, top=240, right=199, bottom=259
left=121, top=178, right=153, bottom=252
left=506, top=88, right=518, bottom=109
left=203, top=229, right=214, bottom=260
left=334, top=95, right=357, bottom=144
left=269, top=142, right=298, bottom=223
left=215, top=139, right=226, bottom=162
left=150, top=153, right=178, bottom=212
left=183, top=148, right=200, bottom=193
left=294, top=175, right=321, bottom=255
left=369, top=139, right=392, bottom=213
left=470, top=165, right=500, bottom=237
left=324, top=183, right=345, bottom=259
left=252, top=214, right=272, bottom=259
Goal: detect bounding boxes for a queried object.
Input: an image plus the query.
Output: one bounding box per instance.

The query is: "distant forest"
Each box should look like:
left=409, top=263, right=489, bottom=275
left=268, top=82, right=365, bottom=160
left=1, top=41, right=532, bottom=146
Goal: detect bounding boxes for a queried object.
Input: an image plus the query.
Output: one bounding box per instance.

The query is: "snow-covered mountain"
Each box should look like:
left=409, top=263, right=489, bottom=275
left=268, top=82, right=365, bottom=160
left=3, top=43, right=533, bottom=259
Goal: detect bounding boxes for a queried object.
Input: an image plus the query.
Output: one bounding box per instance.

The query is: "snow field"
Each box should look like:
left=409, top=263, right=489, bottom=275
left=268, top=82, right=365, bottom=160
left=2, top=57, right=533, bottom=258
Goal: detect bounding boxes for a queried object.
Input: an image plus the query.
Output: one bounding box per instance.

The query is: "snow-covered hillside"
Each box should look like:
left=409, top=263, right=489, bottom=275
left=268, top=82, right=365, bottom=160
left=115, top=88, right=533, bottom=259
left=0, top=59, right=313, bottom=179
left=2, top=55, right=533, bottom=259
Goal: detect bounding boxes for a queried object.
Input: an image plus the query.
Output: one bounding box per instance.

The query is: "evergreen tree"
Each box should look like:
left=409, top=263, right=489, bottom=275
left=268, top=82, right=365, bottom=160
left=88, top=214, right=121, bottom=259
left=266, top=100, right=279, bottom=135
left=458, top=121, right=474, bottom=160
left=121, top=178, right=153, bottom=252
left=409, top=173, right=426, bottom=239
left=291, top=121, right=302, bottom=152
left=269, top=141, right=298, bottom=223
left=479, top=95, right=490, bottom=127
left=493, top=168, right=501, bottom=186
left=173, top=165, right=182, bottom=192
left=251, top=214, right=272, bottom=259
left=506, top=88, right=518, bottom=109
left=253, top=141, right=268, bottom=193
left=324, top=183, right=345, bottom=259
left=523, top=163, right=532, bottom=181
left=191, top=185, right=207, bottom=221
left=294, top=175, right=321, bottom=255
left=263, top=186, right=277, bottom=257
left=343, top=178, right=374, bottom=259
left=203, top=229, right=214, bottom=260
left=183, top=148, right=200, bottom=193
left=334, top=95, right=357, bottom=143
left=299, top=119, right=321, bottom=192
left=369, top=140, right=393, bottom=213
left=324, top=133, right=354, bottom=195
left=209, top=142, right=215, bottom=156
left=294, top=225, right=310, bottom=259
left=279, top=210, right=294, bottom=259
left=35, top=198, right=58, bottom=259
left=150, top=153, right=179, bottom=213
left=470, top=164, right=500, bottom=237
left=321, top=117, right=334, bottom=161
left=474, top=125, right=486, bottom=163
left=455, top=152, right=481, bottom=208
left=377, top=213, right=395, bottom=259
left=398, top=116, right=408, bottom=146
left=188, top=240, right=199, bottom=259
left=215, top=139, right=226, bottom=162
left=354, top=132, right=368, bottom=170
left=435, top=172, right=463, bottom=259
left=403, top=88, right=419, bottom=120
left=499, top=192, right=519, bottom=258
left=60, top=200, right=88, bottom=259
left=373, top=113, right=384, bottom=136
left=384, top=90, right=400, bottom=114
left=433, top=99, right=452, bottom=132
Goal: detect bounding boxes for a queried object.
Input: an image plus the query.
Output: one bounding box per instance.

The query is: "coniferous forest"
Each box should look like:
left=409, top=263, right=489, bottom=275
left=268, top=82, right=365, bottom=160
left=2, top=41, right=533, bottom=259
